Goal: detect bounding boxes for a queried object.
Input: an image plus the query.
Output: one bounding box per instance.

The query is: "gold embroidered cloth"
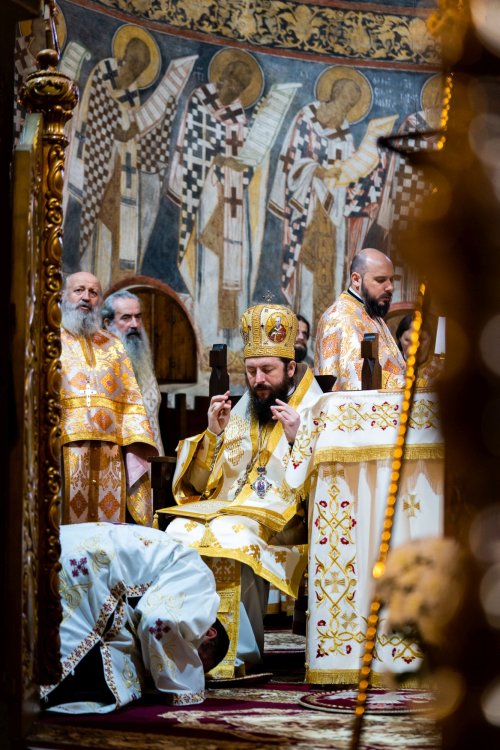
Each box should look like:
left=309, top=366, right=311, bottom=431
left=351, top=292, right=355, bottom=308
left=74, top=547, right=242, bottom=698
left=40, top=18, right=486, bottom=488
left=62, top=441, right=125, bottom=524
left=285, top=389, right=444, bottom=685
left=60, top=328, right=156, bottom=447
left=415, top=354, right=444, bottom=389
left=60, top=329, right=157, bottom=525
left=314, top=291, right=406, bottom=391
left=169, top=366, right=322, bottom=598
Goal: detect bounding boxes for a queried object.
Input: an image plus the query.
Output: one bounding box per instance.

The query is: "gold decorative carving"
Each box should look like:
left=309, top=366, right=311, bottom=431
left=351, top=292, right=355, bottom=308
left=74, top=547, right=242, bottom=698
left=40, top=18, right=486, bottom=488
left=19, top=50, right=78, bottom=142
left=15, top=46, right=78, bottom=686
left=91, top=0, right=440, bottom=66
left=14, top=118, right=39, bottom=695
left=12, top=112, right=43, bottom=695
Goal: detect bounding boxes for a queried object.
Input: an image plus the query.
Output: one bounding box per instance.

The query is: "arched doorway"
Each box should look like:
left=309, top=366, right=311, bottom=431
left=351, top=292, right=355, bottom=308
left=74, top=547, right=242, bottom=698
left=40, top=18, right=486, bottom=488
left=105, top=275, right=198, bottom=384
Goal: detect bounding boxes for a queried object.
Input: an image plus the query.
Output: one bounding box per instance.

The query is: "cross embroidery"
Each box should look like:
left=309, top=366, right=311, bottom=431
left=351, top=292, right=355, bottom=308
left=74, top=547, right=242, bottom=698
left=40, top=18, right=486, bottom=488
left=118, top=88, right=138, bottom=107
left=148, top=618, right=171, bottom=641
left=102, top=59, right=119, bottom=89
left=201, top=87, right=221, bottom=110
left=75, top=121, right=87, bottom=159
left=70, top=557, right=89, bottom=577
left=326, top=127, right=350, bottom=141
left=84, top=380, right=97, bottom=407
left=225, top=187, right=243, bottom=218
left=279, top=147, right=296, bottom=174
left=226, top=131, right=241, bottom=156
left=121, top=152, right=137, bottom=190
left=403, top=494, right=421, bottom=518
left=16, top=46, right=31, bottom=73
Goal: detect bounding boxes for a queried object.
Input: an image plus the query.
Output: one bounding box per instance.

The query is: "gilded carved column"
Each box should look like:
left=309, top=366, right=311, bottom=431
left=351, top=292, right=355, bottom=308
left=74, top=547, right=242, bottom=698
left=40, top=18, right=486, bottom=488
left=18, top=48, right=78, bottom=685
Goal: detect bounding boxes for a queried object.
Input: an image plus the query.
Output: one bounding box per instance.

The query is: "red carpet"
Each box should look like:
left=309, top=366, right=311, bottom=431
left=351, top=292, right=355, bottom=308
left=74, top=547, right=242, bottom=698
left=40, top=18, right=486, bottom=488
left=40, top=682, right=310, bottom=735
left=32, top=681, right=440, bottom=749
left=29, top=628, right=439, bottom=748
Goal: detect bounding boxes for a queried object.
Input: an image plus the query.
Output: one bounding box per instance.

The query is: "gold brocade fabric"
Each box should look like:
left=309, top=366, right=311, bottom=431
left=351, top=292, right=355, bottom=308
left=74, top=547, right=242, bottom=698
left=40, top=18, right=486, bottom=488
left=62, top=441, right=154, bottom=526
left=62, top=441, right=125, bottom=524
left=170, top=365, right=322, bottom=598
left=60, top=328, right=156, bottom=448
left=128, top=471, right=154, bottom=527
left=415, top=354, right=444, bottom=389
left=60, top=329, right=156, bottom=525
left=314, top=291, right=406, bottom=391
left=205, top=558, right=241, bottom=680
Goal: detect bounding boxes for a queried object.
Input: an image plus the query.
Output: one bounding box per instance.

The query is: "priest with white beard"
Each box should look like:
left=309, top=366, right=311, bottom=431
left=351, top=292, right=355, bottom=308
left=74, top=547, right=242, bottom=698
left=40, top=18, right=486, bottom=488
left=102, top=290, right=164, bottom=455
left=60, top=272, right=157, bottom=526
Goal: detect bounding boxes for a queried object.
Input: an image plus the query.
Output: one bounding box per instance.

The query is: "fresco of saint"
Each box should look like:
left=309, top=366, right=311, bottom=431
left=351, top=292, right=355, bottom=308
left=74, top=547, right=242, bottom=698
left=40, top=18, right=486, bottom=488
left=167, top=48, right=268, bottom=349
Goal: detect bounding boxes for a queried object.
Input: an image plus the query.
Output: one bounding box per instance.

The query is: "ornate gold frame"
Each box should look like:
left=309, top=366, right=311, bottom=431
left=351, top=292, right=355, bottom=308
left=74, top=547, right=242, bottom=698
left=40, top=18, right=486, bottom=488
left=12, top=47, right=77, bottom=689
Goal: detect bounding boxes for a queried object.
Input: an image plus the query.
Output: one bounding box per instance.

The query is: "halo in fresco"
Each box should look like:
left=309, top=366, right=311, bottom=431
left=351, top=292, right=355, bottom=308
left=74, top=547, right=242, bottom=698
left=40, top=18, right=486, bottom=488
left=112, top=24, right=161, bottom=90
left=421, top=73, right=445, bottom=112
left=315, top=65, right=373, bottom=124
left=208, top=48, right=264, bottom=109
left=19, top=2, right=67, bottom=50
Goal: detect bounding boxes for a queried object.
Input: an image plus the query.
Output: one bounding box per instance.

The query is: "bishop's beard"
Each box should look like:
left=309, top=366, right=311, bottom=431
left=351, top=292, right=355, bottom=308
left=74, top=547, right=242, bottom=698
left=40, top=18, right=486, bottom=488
left=61, top=299, right=101, bottom=337
left=246, top=376, right=293, bottom=425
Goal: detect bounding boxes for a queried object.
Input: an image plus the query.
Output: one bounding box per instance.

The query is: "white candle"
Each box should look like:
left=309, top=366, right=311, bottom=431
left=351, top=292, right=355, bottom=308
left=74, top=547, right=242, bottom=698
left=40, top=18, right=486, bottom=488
left=435, top=317, right=446, bottom=355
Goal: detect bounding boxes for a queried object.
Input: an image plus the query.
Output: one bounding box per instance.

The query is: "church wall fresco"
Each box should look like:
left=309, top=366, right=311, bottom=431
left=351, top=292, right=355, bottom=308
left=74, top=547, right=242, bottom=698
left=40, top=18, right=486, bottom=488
left=15, top=0, right=441, bottom=379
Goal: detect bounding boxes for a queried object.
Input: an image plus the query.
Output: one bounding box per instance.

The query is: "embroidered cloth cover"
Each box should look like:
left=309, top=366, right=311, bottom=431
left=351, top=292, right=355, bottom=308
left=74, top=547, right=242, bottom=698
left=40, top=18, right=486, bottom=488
left=285, top=389, right=444, bottom=685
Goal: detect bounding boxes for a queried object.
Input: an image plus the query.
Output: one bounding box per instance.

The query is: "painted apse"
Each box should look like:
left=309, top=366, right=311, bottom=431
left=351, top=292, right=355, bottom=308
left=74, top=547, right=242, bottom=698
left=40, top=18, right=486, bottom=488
left=15, top=0, right=441, bottom=384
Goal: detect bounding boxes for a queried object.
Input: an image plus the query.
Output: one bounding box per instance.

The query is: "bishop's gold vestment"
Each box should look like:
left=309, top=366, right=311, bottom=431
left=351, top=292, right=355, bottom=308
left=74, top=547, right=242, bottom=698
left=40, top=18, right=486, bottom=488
left=60, top=328, right=157, bottom=525
left=167, top=365, right=322, bottom=598
left=314, top=290, right=405, bottom=391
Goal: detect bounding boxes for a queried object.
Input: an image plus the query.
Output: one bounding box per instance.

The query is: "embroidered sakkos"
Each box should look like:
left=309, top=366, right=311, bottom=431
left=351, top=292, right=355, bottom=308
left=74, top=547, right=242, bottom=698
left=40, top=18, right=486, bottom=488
left=170, top=365, right=322, bottom=598
left=314, top=291, right=405, bottom=391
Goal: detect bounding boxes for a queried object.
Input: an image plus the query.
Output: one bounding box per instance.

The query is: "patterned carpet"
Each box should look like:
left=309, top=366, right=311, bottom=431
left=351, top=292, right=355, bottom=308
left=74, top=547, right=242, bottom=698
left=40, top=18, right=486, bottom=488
left=28, top=628, right=441, bottom=749
left=30, top=684, right=440, bottom=749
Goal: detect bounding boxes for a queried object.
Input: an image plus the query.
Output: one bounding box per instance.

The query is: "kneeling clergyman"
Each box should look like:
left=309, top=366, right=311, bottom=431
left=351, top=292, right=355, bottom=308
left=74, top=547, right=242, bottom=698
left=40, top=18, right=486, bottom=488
left=165, top=303, right=322, bottom=674
left=41, top=523, right=228, bottom=711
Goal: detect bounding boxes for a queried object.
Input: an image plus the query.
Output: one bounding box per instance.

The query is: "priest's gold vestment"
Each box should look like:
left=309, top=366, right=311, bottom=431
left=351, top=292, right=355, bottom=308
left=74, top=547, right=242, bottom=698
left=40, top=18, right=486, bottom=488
left=314, top=291, right=405, bottom=390
left=60, top=328, right=157, bottom=525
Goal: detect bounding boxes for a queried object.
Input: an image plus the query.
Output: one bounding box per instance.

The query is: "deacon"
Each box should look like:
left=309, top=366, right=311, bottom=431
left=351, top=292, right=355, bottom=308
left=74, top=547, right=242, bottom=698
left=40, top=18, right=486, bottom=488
left=41, top=523, right=228, bottom=712
left=294, top=314, right=312, bottom=366
left=102, top=290, right=164, bottom=454
left=314, top=247, right=406, bottom=390
left=60, top=272, right=158, bottom=526
left=166, top=303, right=322, bottom=670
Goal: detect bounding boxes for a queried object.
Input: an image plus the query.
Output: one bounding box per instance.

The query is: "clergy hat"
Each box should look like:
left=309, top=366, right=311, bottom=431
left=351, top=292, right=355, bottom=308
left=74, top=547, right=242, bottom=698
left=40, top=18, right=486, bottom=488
left=240, top=303, right=297, bottom=359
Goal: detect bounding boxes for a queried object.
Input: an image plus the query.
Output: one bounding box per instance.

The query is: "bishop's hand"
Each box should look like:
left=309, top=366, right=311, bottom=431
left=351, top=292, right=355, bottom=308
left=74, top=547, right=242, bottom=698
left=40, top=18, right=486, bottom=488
left=270, top=399, right=301, bottom=444
left=207, top=391, right=231, bottom=436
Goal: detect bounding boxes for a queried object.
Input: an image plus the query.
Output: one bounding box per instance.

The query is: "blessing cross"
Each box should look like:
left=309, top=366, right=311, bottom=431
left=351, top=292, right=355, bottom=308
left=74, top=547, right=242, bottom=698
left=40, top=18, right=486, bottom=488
left=84, top=379, right=97, bottom=407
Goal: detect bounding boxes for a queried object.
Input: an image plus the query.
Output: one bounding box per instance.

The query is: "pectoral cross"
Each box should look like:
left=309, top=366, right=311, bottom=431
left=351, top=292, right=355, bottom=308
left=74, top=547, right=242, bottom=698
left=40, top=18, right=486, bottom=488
left=84, top=379, right=97, bottom=407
